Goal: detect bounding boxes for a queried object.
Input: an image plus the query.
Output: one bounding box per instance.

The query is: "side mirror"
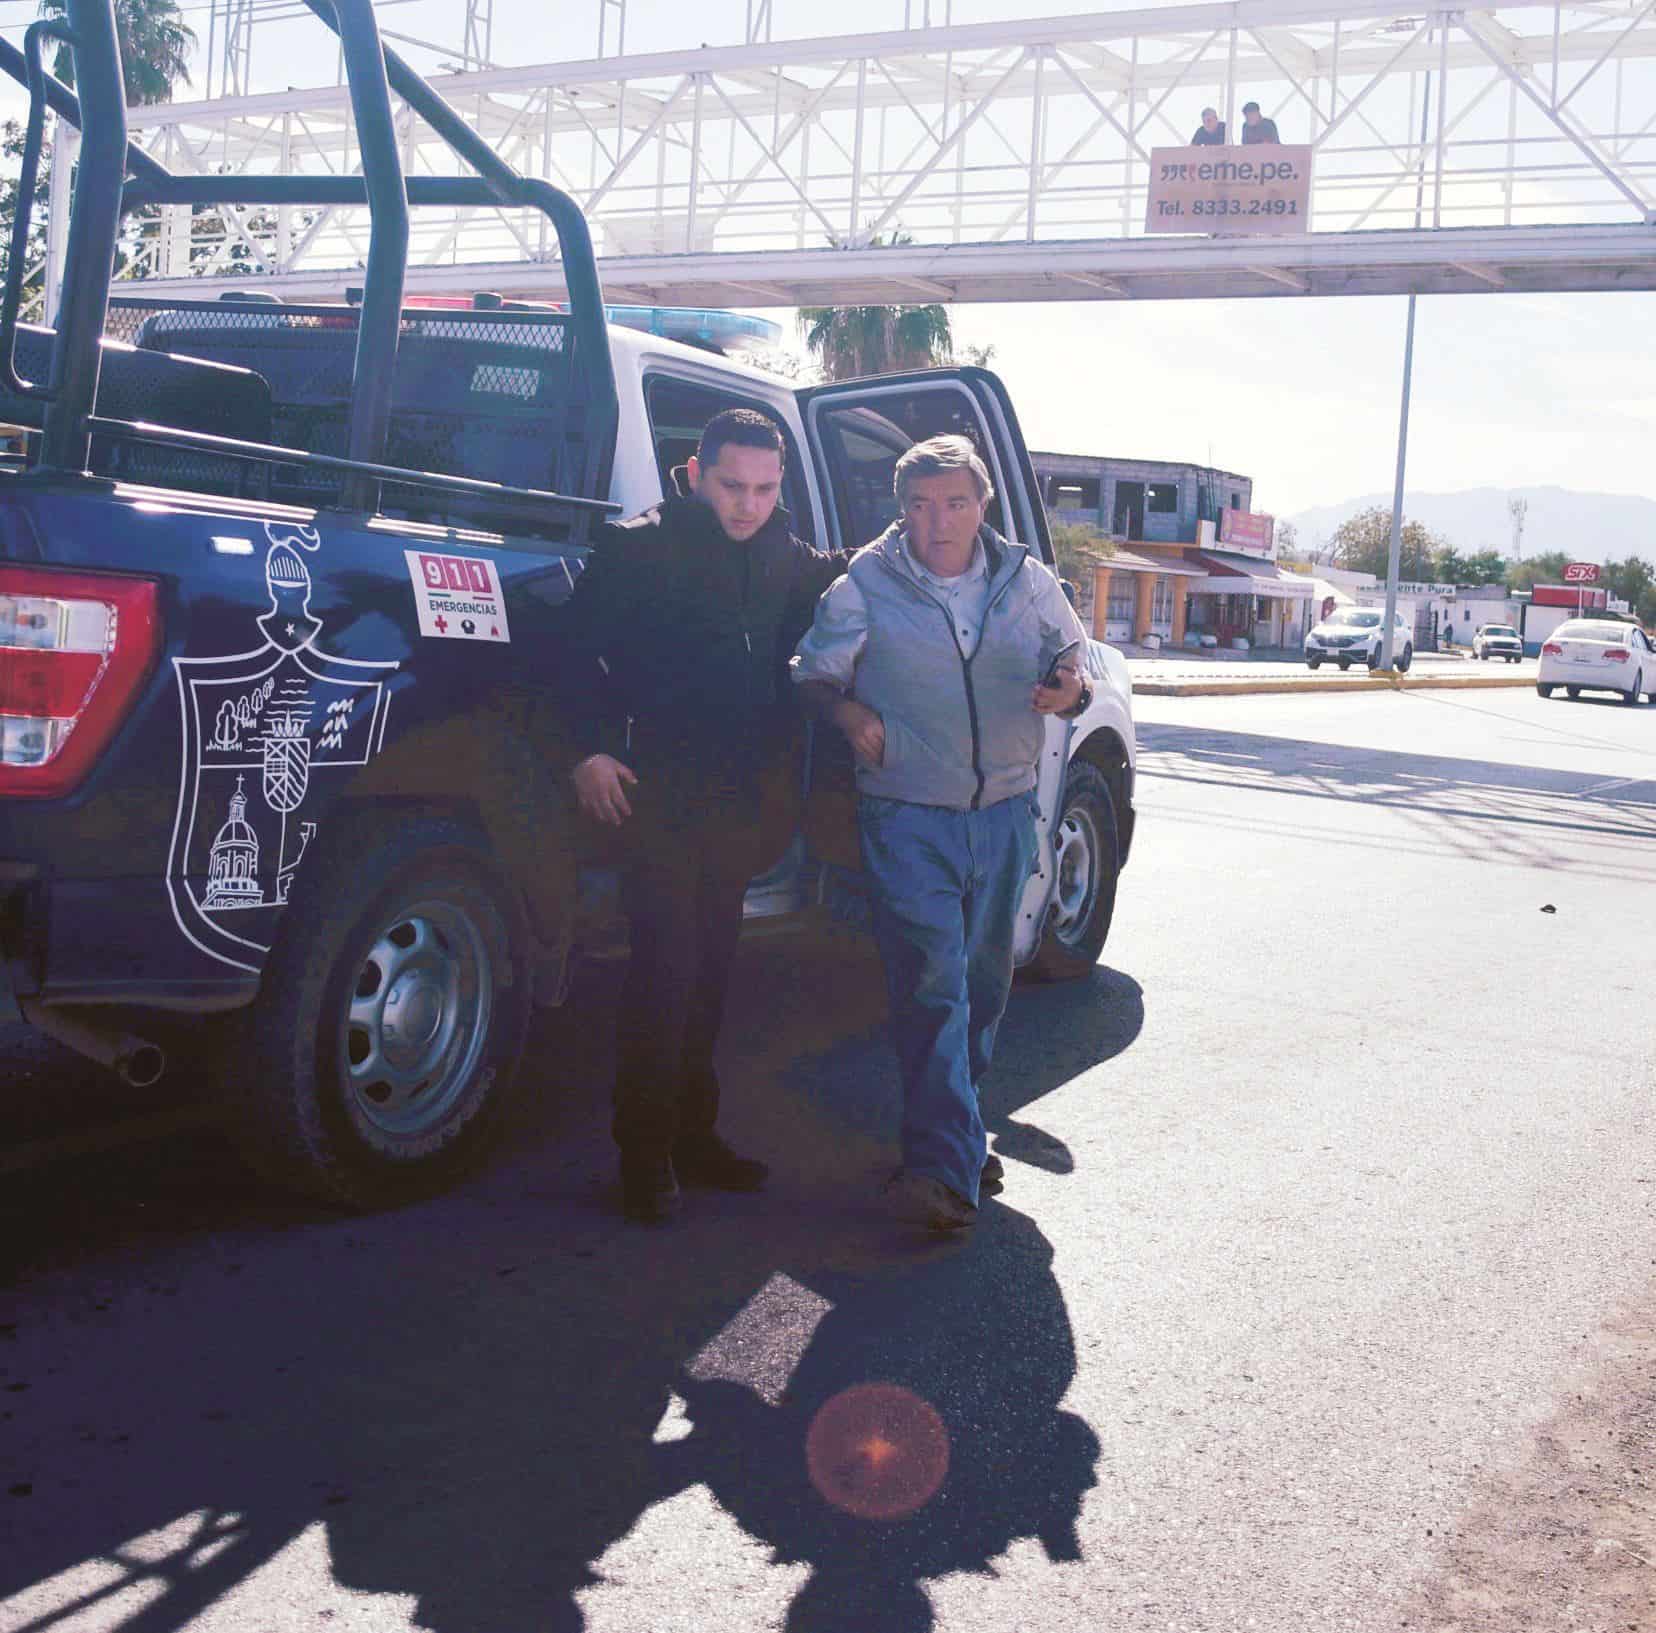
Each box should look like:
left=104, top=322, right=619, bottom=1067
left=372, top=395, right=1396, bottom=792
left=1060, top=578, right=1078, bottom=609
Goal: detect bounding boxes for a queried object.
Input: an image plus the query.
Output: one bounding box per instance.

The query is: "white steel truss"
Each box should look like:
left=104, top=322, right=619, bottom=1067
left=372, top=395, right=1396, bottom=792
left=99, top=0, right=1656, bottom=304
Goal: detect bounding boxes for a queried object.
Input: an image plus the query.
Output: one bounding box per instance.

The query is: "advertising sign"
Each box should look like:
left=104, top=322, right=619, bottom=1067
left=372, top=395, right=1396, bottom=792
left=1145, top=146, right=1313, bottom=235
left=1562, top=561, right=1600, bottom=585
left=1219, top=508, right=1276, bottom=558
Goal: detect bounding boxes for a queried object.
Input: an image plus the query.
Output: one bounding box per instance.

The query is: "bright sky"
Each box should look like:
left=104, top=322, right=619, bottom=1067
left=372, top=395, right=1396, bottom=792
left=1, top=0, right=1650, bottom=517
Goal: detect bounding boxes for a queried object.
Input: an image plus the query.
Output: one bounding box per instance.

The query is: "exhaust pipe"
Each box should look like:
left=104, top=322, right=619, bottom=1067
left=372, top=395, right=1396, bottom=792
left=20, top=1001, right=167, bottom=1088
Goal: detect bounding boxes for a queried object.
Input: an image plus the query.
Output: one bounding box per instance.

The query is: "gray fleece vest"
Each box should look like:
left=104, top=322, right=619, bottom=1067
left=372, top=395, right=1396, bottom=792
left=847, top=525, right=1066, bottom=811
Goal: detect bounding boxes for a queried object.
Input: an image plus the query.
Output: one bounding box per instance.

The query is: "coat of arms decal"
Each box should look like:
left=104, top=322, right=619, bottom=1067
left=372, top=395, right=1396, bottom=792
left=167, top=520, right=399, bottom=973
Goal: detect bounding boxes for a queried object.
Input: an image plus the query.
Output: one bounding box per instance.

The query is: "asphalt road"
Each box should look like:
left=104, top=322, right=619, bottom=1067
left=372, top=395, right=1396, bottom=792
left=3, top=686, right=1654, bottom=1632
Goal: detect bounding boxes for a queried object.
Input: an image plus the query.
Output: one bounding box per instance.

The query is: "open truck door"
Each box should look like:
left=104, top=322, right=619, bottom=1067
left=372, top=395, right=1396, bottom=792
left=794, top=368, right=1071, bottom=965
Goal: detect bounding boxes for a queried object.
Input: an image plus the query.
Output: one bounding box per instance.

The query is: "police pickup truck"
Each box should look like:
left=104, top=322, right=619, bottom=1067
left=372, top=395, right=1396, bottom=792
left=0, top=0, right=1136, bottom=1207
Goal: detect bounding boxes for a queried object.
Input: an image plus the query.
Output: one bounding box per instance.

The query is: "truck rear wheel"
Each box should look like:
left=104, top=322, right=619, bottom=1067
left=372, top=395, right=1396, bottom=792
left=230, top=811, right=531, bottom=1209
left=1028, top=763, right=1120, bottom=982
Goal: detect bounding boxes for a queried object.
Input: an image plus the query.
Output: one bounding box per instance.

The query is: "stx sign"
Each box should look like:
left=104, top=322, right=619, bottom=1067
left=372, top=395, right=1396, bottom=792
left=403, top=549, right=512, bottom=643
left=1562, top=562, right=1601, bottom=585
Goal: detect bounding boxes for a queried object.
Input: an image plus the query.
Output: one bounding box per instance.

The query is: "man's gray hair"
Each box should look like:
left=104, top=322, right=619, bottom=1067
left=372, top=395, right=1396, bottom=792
left=893, top=434, right=996, bottom=505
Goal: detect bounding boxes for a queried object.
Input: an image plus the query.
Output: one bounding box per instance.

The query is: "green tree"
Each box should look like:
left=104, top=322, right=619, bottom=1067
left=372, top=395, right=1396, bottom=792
left=1329, top=505, right=1442, bottom=582
left=798, top=300, right=953, bottom=382
left=1603, top=555, right=1655, bottom=612
left=1048, top=518, right=1115, bottom=583
left=40, top=0, right=195, bottom=105
left=1505, top=551, right=1570, bottom=592
left=0, top=121, right=51, bottom=321
left=798, top=233, right=954, bottom=381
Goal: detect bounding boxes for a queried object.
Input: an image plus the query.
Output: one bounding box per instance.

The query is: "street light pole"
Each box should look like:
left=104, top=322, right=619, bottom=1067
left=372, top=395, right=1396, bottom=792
left=1381, top=294, right=1416, bottom=670
left=1382, top=20, right=1435, bottom=672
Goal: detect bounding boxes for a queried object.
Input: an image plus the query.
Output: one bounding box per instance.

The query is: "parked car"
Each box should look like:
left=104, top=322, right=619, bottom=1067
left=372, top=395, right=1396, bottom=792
left=1536, top=620, right=1656, bottom=704
left=1304, top=607, right=1414, bottom=672
left=1471, top=623, right=1523, bottom=662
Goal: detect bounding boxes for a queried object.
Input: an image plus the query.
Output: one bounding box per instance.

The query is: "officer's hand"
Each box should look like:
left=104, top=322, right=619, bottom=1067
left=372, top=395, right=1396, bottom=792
left=573, top=753, right=638, bottom=825
left=831, top=698, right=886, bottom=768
left=1033, top=666, right=1083, bottom=715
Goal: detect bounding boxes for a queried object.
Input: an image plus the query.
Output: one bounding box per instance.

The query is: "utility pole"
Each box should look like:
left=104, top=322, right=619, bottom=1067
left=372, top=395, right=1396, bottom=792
left=1382, top=20, right=1436, bottom=671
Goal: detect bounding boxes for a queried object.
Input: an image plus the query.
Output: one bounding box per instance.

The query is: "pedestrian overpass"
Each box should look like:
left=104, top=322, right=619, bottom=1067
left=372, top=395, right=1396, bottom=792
left=50, top=0, right=1656, bottom=308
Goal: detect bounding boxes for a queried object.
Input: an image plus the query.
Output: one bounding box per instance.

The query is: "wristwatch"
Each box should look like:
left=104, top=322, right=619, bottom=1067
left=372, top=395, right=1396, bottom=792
left=1057, top=678, right=1093, bottom=719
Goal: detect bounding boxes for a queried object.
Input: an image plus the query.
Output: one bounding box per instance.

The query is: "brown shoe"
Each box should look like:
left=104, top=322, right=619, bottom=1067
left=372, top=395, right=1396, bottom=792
left=883, top=1171, right=977, bottom=1233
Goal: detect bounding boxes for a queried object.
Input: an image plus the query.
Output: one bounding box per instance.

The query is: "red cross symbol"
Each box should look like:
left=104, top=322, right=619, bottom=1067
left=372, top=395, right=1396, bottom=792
left=434, top=614, right=449, bottom=634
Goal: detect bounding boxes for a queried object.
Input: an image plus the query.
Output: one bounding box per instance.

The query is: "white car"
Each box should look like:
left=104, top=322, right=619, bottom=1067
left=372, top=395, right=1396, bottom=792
left=1304, top=607, right=1414, bottom=672
left=1471, top=623, right=1524, bottom=662
left=1536, top=619, right=1656, bottom=704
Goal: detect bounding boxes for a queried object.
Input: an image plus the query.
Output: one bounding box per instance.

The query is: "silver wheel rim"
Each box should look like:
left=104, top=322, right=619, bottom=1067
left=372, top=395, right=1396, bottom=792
left=340, top=896, right=492, bottom=1139
left=1048, top=803, right=1100, bottom=948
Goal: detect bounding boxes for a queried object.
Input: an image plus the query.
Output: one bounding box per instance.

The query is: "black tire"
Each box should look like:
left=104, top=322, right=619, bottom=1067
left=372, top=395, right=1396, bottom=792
left=1306, top=656, right=1321, bottom=670
left=1536, top=683, right=1554, bottom=697
left=1509, top=656, right=1519, bottom=664
left=229, top=810, right=532, bottom=1209
left=1337, top=658, right=1351, bottom=671
left=1397, top=644, right=1413, bottom=673
left=1623, top=670, right=1642, bottom=706
left=1567, top=686, right=1581, bottom=698
left=1029, top=762, right=1120, bottom=983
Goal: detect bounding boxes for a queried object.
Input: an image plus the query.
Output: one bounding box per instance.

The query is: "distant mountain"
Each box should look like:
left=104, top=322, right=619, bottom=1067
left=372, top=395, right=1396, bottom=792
left=1283, top=486, right=1656, bottom=565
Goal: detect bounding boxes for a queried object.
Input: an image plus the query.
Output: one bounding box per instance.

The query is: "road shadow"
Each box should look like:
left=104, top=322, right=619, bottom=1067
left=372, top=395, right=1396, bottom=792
left=1, top=928, right=1139, bottom=1632
left=1136, top=717, right=1656, bottom=884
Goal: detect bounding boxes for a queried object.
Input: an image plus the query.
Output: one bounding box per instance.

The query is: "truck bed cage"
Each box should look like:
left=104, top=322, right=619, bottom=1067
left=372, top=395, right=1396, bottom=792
left=0, top=0, right=620, bottom=541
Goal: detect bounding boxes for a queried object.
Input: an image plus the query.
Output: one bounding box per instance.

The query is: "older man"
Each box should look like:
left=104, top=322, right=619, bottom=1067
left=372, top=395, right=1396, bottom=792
left=792, top=435, right=1093, bottom=1232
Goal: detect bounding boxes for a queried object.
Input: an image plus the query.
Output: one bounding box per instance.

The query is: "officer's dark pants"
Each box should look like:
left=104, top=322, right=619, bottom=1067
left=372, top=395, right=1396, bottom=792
left=612, top=766, right=769, bottom=1157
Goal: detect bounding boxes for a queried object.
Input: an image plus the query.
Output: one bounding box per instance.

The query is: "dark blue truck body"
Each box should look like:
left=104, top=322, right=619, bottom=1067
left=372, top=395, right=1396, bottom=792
left=1, top=477, right=582, bottom=1013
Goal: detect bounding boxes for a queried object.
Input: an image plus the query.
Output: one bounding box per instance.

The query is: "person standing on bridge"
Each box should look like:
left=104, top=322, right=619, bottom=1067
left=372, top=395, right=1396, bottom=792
left=1190, top=107, right=1227, bottom=145
left=1241, top=101, right=1281, bottom=144
left=558, top=409, right=850, bottom=1225
left=792, top=435, right=1094, bottom=1234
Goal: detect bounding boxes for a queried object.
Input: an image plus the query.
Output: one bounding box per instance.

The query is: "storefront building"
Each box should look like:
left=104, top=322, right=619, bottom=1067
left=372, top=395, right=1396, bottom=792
left=1031, top=451, right=1311, bottom=647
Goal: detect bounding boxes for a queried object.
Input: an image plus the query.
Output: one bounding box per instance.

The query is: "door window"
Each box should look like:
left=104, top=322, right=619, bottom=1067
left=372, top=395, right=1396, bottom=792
left=643, top=374, right=814, bottom=541
left=811, top=384, right=1008, bottom=550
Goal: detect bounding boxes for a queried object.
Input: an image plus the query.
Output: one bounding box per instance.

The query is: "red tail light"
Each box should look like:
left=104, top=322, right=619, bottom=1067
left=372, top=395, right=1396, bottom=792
left=1604, top=647, right=1630, bottom=663
left=0, top=566, right=161, bottom=799
left=1542, top=642, right=1563, bottom=656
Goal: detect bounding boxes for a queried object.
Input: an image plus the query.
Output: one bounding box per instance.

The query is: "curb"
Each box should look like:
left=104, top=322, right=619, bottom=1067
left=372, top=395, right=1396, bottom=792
left=1132, top=672, right=1538, bottom=698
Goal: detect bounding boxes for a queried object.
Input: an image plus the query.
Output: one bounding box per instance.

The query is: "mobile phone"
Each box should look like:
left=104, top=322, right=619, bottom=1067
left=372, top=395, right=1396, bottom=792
left=1040, top=640, right=1082, bottom=689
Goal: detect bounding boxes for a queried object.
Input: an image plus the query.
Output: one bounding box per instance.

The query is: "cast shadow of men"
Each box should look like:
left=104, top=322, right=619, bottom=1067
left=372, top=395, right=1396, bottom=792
left=663, top=1200, right=1099, bottom=1632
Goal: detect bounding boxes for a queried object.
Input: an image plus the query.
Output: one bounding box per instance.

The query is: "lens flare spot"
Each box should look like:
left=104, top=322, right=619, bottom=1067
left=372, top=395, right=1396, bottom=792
left=806, top=1384, right=950, bottom=1521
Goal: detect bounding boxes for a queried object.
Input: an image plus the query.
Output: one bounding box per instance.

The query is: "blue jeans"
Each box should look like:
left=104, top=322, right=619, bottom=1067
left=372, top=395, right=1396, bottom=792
left=857, top=791, right=1039, bottom=1206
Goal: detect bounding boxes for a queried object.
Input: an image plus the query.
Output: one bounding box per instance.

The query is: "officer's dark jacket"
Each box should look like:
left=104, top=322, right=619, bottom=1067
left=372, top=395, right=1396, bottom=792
left=556, top=473, right=850, bottom=772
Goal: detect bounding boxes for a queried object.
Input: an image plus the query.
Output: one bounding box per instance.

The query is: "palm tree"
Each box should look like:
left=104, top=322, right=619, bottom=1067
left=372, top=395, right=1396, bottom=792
left=798, top=301, right=954, bottom=382
left=798, top=233, right=955, bottom=381
left=40, top=0, right=195, bottom=105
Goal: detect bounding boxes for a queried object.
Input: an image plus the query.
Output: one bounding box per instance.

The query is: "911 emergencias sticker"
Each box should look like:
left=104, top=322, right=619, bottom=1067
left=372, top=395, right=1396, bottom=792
left=404, top=549, right=512, bottom=642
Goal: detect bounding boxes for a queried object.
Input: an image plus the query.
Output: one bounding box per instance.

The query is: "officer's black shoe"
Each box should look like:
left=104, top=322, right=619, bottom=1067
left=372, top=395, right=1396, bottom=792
left=673, top=1132, right=769, bottom=1192
left=621, top=1152, right=682, bottom=1225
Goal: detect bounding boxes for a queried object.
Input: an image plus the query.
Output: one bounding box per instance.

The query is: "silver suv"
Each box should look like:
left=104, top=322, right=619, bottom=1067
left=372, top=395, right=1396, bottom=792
left=1304, top=607, right=1414, bottom=672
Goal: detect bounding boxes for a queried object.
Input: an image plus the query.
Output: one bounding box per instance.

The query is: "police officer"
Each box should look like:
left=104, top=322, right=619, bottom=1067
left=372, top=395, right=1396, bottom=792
left=559, top=409, right=848, bottom=1223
